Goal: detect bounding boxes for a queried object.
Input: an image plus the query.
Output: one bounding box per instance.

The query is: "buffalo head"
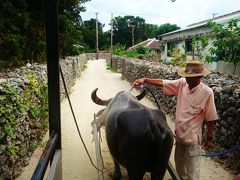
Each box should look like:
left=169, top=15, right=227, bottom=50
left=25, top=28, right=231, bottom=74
left=91, top=88, right=146, bottom=106
left=91, top=88, right=146, bottom=129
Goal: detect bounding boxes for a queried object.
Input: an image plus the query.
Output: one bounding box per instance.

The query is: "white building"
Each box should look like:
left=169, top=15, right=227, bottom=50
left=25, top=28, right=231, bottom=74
left=159, top=10, right=240, bottom=75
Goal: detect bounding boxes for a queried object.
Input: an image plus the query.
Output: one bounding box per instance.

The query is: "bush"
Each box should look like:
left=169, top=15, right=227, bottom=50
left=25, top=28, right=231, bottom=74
left=113, top=44, right=153, bottom=59
left=135, top=45, right=152, bottom=55
left=167, top=48, right=187, bottom=67
left=112, top=44, right=126, bottom=56
left=206, top=19, right=240, bottom=74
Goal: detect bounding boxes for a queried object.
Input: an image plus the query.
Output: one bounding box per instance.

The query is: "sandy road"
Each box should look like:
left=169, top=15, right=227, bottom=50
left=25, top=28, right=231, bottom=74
left=60, top=59, right=142, bottom=179
left=18, top=59, right=233, bottom=180
left=60, top=59, right=166, bottom=179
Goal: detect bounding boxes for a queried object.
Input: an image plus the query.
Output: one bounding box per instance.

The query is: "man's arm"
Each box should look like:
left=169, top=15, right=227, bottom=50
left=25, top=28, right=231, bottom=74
left=132, top=78, right=163, bottom=87
left=206, top=121, right=214, bottom=138
left=203, top=120, right=217, bottom=151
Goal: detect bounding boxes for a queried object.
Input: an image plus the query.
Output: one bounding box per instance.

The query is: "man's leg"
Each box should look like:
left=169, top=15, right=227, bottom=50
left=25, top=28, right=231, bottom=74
left=174, top=142, right=188, bottom=180
left=175, top=142, right=201, bottom=180
left=186, top=144, right=201, bottom=180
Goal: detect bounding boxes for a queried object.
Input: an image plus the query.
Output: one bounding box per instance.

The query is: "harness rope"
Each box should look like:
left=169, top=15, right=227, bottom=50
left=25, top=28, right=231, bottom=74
left=201, top=144, right=240, bottom=157
left=60, top=66, right=104, bottom=171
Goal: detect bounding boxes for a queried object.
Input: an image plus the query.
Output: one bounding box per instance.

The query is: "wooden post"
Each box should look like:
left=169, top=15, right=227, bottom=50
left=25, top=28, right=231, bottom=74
left=96, top=12, right=99, bottom=60
left=110, top=13, right=113, bottom=67
left=92, top=114, right=104, bottom=180
left=131, top=25, right=135, bottom=46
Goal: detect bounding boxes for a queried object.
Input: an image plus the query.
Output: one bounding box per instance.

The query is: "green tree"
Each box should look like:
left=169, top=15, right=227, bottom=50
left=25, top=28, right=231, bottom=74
left=111, top=16, right=180, bottom=49
left=0, top=0, right=90, bottom=66
left=58, top=0, right=90, bottom=57
left=112, top=15, right=147, bottom=48
left=0, top=0, right=30, bottom=66
left=156, top=23, right=180, bottom=35
left=144, top=24, right=159, bottom=38
left=168, top=48, right=187, bottom=67
left=81, top=18, right=109, bottom=52
left=206, top=19, right=240, bottom=74
left=192, top=36, right=208, bottom=60
left=25, top=0, right=46, bottom=64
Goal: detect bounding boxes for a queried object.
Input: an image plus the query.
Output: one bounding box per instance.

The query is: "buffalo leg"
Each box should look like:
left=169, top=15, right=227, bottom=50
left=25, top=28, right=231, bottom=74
left=151, top=133, right=173, bottom=180
left=109, top=160, right=122, bottom=180
left=127, top=169, right=144, bottom=180
left=149, top=119, right=174, bottom=180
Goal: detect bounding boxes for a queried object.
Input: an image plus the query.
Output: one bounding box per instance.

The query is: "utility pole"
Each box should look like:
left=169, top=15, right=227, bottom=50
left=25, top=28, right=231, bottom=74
left=212, top=13, right=217, bottom=19
left=127, top=21, right=135, bottom=47
left=96, top=12, right=99, bottom=60
left=131, top=25, right=135, bottom=46
left=110, top=13, right=113, bottom=68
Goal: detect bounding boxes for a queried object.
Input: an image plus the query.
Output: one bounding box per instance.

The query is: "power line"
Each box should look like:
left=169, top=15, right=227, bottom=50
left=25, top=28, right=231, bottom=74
left=82, top=11, right=217, bottom=17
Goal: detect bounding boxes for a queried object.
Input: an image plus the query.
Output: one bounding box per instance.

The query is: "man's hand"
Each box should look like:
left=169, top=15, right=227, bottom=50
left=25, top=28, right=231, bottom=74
left=132, top=78, right=145, bottom=86
left=203, top=121, right=216, bottom=151
left=232, top=173, right=240, bottom=180
left=202, top=136, right=214, bottom=151
left=132, top=78, right=163, bottom=87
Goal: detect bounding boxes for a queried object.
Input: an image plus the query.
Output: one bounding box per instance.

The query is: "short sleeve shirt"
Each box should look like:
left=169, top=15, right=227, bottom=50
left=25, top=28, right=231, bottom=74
left=163, top=78, right=218, bottom=145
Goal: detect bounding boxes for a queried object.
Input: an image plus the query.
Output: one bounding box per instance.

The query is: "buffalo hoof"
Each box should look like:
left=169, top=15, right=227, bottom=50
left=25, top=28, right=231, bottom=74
left=109, top=172, right=123, bottom=180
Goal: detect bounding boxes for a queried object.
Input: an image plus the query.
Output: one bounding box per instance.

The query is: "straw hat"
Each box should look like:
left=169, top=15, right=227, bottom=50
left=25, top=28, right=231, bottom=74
left=178, top=60, right=211, bottom=77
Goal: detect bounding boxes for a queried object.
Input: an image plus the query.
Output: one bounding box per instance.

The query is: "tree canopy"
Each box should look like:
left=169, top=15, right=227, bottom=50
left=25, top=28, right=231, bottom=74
left=0, top=0, right=89, bottom=66
left=206, top=19, right=240, bottom=74
left=156, top=23, right=180, bottom=35
left=81, top=18, right=109, bottom=52
left=112, top=16, right=180, bottom=48
left=0, top=1, right=180, bottom=67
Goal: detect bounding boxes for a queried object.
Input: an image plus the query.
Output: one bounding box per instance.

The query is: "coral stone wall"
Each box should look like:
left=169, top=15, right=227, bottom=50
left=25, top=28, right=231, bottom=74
left=59, top=55, right=87, bottom=99
left=0, top=55, right=87, bottom=179
left=1, top=53, right=239, bottom=177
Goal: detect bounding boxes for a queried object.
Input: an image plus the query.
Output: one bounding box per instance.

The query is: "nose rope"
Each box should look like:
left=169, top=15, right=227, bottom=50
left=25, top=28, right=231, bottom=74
left=130, top=84, right=144, bottom=91
left=130, top=85, right=135, bottom=91
left=131, top=84, right=161, bottom=110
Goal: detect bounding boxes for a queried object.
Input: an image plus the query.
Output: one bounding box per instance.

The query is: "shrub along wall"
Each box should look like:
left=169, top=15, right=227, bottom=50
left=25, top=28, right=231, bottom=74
left=121, top=58, right=240, bottom=173
left=0, top=55, right=87, bottom=179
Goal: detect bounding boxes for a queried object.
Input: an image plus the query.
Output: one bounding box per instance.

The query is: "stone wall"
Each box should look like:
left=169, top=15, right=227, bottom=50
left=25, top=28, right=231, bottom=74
left=0, top=63, right=48, bottom=179
left=0, top=55, right=87, bottom=179
left=105, top=55, right=126, bottom=72
left=1, top=53, right=239, bottom=177
left=85, top=52, right=110, bottom=61
left=59, top=55, right=87, bottom=99
left=121, top=57, right=240, bottom=172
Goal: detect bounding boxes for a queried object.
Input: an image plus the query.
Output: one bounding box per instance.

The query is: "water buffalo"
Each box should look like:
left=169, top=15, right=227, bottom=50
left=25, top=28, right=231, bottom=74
left=91, top=88, right=174, bottom=180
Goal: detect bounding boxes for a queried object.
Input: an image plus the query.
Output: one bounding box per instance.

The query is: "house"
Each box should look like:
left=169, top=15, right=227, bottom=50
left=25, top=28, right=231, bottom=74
left=158, top=10, right=240, bottom=74
left=128, top=38, right=160, bottom=54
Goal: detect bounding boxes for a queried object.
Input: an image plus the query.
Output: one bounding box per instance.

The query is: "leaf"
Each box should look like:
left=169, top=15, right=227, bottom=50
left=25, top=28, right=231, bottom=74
left=0, top=95, right=6, bottom=101
left=4, top=124, right=13, bottom=137
left=7, top=145, right=19, bottom=156
left=0, top=107, right=6, bottom=115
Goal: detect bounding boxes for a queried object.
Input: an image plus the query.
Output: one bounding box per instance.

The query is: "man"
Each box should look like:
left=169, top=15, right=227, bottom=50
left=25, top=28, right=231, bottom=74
left=133, top=60, right=218, bottom=180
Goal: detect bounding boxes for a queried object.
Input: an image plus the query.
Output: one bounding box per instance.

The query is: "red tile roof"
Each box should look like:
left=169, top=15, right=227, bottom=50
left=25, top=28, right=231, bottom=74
left=128, top=38, right=160, bottom=50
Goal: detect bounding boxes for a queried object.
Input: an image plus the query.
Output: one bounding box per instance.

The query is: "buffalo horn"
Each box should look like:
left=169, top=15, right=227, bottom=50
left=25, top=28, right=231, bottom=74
left=91, top=88, right=112, bottom=106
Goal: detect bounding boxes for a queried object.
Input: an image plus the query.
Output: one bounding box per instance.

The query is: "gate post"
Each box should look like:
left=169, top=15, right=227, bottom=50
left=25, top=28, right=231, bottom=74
left=45, top=0, right=61, bottom=151
left=45, top=0, right=62, bottom=179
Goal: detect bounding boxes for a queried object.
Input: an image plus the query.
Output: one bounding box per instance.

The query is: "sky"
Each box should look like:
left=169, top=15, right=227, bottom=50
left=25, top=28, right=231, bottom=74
left=81, top=0, right=240, bottom=32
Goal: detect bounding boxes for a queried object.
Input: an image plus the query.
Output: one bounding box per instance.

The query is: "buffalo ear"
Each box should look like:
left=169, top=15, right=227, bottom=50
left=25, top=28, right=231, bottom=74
left=136, top=90, right=146, bottom=101
left=91, top=88, right=112, bottom=106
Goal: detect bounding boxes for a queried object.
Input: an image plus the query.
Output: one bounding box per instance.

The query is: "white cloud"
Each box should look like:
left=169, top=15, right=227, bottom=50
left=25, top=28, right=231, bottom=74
left=81, top=0, right=240, bottom=31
